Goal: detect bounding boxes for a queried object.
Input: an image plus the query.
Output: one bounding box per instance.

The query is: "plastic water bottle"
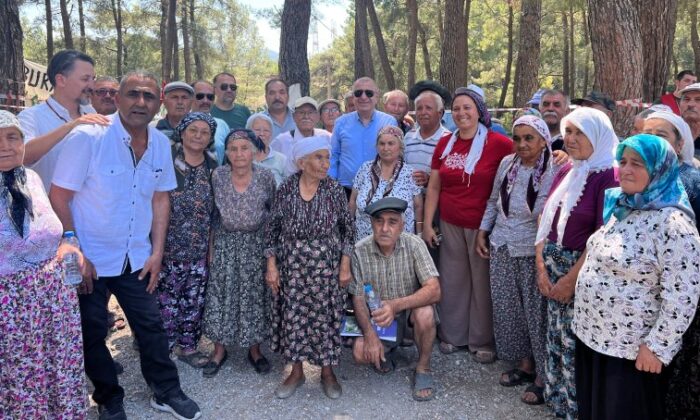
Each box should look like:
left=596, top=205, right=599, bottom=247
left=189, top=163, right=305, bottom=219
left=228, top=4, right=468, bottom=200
left=62, top=231, right=83, bottom=286
left=364, top=283, right=383, bottom=311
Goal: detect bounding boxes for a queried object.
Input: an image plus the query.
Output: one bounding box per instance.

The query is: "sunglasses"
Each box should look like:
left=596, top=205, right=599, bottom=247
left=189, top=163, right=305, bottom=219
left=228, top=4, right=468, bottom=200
left=94, top=88, right=118, bottom=97
left=195, top=93, right=215, bottom=101
left=219, top=83, right=238, bottom=91
left=353, top=89, right=375, bottom=98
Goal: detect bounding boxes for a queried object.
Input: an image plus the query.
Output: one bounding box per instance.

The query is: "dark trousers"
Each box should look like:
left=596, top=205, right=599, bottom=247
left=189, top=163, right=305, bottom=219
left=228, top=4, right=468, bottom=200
left=576, top=338, right=669, bottom=420
left=80, top=266, right=181, bottom=405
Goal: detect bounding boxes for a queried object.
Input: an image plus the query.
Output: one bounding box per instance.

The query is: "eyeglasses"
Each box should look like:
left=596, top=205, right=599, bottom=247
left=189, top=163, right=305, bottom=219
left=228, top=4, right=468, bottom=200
left=321, top=107, right=340, bottom=114
left=219, top=83, right=238, bottom=91
left=353, top=89, right=375, bottom=98
left=94, top=88, right=118, bottom=97
left=195, top=93, right=215, bottom=101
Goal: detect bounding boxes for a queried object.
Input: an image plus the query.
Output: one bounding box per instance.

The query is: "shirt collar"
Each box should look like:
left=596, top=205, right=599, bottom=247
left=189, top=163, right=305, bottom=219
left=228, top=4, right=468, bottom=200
left=370, top=233, right=405, bottom=257
left=112, top=113, right=153, bottom=149
left=355, top=110, right=377, bottom=126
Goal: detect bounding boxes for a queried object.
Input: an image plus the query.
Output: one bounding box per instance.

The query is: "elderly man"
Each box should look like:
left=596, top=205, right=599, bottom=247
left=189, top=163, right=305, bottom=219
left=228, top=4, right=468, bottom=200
left=382, top=89, right=412, bottom=133
left=350, top=197, right=440, bottom=402
left=660, top=70, right=697, bottom=115
left=191, top=79, right=230, bottom=164
left=538, top=89, right=569, bottom=151
left=572, top=91, right=616, bottom=118
left=19, top=49, right=109, bottom=191
left=270, top=96, right=331, bottom=175
left=156, top=81, right=194, bottom=141
left=49, top=71, right=201, bottom=420
left=344, top=90, right=356, bottom=113
left=263, top=78, right=297, bottom=139
left=210, top=72, right=251, bottom=130
left=680, top=83, right=700, bottom=157
left=91, top=76, right=119, bottom=116
left=330, top=77, right=397, bottom=197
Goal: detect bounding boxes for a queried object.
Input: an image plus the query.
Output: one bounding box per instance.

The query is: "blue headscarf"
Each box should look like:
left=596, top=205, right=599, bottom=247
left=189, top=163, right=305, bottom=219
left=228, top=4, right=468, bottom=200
left=602, top=134, right=694, bottom=223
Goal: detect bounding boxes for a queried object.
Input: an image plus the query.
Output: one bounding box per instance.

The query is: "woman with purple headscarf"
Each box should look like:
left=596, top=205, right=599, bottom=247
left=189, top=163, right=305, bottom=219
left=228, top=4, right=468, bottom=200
left=476, top=115, right=562, bottom=405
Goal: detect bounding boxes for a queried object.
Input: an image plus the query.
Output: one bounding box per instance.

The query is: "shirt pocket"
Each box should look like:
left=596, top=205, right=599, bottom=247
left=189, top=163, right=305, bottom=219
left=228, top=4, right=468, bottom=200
left=99, top=164, right=127, bottom=192
left=139, top=168, right=162, bottom=197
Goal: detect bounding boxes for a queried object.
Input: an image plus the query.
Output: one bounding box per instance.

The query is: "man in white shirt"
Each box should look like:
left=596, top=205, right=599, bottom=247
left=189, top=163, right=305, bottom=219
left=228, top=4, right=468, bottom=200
left=49, top=71, right=201, bottom=420
left=18, top=49, right=110, bottom=191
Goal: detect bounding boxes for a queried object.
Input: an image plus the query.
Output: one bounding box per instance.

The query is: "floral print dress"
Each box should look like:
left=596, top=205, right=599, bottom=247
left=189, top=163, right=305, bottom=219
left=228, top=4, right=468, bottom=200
left=0, top=169, right=87, bottom=419
left=264, top=173, right=354, bottom=366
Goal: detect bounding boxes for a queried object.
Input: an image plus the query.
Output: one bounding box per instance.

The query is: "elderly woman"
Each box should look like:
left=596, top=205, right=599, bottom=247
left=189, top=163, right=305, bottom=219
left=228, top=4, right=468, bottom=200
left=573, top=134, right=700, bottom=419
left=247, top=112, right=287, bottom=186
left=157, top=112, right=218, bottom=368
left=264, top=136, right=354, bottom=400
left=319, top=99, right=342, bottom=132
left=535, top=107, right=619, bottom=419
left=0, top=111, right=87, bottom=417
left=476, top=116, right=561, bottom=405
left=349, top=125, right=422, bottom=242
left=202, top=129, right=276, bottom=377
left=422, top=87, right=513, bottom=362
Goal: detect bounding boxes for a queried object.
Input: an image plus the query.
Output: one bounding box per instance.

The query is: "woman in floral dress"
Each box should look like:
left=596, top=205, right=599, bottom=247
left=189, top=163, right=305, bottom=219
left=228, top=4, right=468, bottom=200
left=202, top=128, right=276, bottom=377
left=157, top=112, right=218, bottom=368
left=0, top=110, right=87, bottom=418
left=264, top=136, right=354, bottom=400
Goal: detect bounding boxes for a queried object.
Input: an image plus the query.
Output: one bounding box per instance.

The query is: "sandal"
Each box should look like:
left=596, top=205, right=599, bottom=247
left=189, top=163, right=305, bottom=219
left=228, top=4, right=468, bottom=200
left=372, top=356, right=395, bottom=375
left=178, top=351, right=209, bottom=369
left=521, top=384, right=545, bottom=405
left=202, top=350, right=228, bottom=378
left=499, top=368, right=536, bottom=387
left=438, top=342, right=463, bottom=354
left=472, top=350, right=496, bottom=364
left=412, top=370, right=436, bottom=401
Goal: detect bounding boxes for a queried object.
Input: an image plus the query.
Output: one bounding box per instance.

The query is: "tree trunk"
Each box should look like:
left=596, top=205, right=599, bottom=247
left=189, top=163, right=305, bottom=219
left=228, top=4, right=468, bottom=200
left=418, top=22, right=433, bottom=80
left=690, top=0, right=700, bottom=76
left=498, top=0, right=514, bottom=108
left=160, top=0, right=170, bottom=82
left=189, top=0, right=203, bottom=80
left=588, top=0, right=643, bottom=134
left=513, top=0, right=542, bottom=107
left=0, top=0, right=25, bottom=108
left=367, top=0, right=395, bottom=90
left=181, top=0, right=192, bottom=82
left=59, top=0, right=73, bottom=49
left=638, top=0, right=678, bottom=102
left=562, top=11, right=570, bottom=95
left=279, top=0, right=312, bottom=95
left=78, top=0, right=86, bottom=52
left=568, top=3, right=576, bottom=96
left=162, top=0, right=177, bottom=83
left=464, top=0, right=471, bottom=76
left=406, top=0, right=418, bottom=90
left=111, top=0, right=123, bottom=78
left=437, top=0, right=444, bottom=46
left=439, top=0, right=467, bottom=95
left=172, top=29, right=180, bottom=81
left=354, top=0, right=374, bottom=80
left=45, top=0, right=54, bottom=63
left=581, top=8, right=590, bottom=97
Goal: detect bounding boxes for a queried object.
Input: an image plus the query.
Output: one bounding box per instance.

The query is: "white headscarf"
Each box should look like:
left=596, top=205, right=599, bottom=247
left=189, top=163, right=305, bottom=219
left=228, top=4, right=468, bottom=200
left=535, top=107, right=618, bottom=245
left=291, top=135, right=331, bottom=171
left=646, top=111, right=695, bottom=166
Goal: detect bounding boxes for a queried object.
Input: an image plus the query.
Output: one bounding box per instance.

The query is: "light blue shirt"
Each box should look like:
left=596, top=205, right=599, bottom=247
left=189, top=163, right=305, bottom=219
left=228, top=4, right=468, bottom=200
left=212, top=117, right=230, bottom=165
left=254, top=150, right=288, bottom=186
left=263, top=107, right=297, bottom=140
left=329, top=110, right=398, bottom=187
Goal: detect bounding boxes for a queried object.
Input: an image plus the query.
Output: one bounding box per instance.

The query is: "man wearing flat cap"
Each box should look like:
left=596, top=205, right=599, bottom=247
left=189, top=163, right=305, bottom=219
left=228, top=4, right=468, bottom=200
left=349, top=197, right=441, bottom=402
left=156, top=81, right=194, bottom=141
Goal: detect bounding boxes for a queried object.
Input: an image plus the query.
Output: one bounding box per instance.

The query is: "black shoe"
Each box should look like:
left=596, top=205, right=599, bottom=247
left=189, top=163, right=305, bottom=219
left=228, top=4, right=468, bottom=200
left=114, top=361, right=124, bottom=375
left=150, top=390, right=201, bottom=420
left=247, top=350, right=271, bottom=374
left=98, top=399, right=127, bottom=420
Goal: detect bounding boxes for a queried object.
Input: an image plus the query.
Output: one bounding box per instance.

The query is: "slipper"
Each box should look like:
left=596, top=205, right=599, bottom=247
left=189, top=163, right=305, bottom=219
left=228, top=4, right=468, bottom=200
left=202, top=350, right=228, bottom=378
left=472, top=350, right=496, bottom=364
left=438, top=342, right=463, bottom=354
left=247, top=350, right=271, bottom=375
left=499, top=368, right=536, bottom=387
left=178, top=351, right=209, bottom=369
left=372, top=356, right=395, bottom=375
left=412, top=371, right=436, bottom=402
left=521, top=384, right=545, bottom=405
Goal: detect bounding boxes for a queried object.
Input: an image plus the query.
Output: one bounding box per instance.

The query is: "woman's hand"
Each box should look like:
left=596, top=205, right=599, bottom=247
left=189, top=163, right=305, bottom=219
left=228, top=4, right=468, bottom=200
left=552, top=150, right=570, bottom=166
left=636, top=344, right=663, bottom=374
left=422, top=225, right=438, bottom=248
left=339, top=256, right=352, bottom=288
left=548, top=273, right=576, bottom=304
left=536, top=264, right=553, bottom=297
left=475, top=230, right=490, bottom=259
left=266, top=261, right=280, bottom=295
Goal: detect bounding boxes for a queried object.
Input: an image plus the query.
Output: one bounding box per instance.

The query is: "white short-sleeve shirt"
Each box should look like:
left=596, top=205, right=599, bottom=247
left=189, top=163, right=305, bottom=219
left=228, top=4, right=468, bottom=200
left=52, top=114, right=177, bottom=277
left=270, top=128, right=331, bottom=176
left=18, top=97, right=96, bottom=191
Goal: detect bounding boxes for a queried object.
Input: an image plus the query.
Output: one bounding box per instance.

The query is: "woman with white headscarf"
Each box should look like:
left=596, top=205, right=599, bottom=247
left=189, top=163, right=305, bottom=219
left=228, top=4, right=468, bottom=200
left=476, top=115, right=562, bottom=406
left=264, top=136, right=354, bottom=400
left=534, top=107, right=619, bottom=419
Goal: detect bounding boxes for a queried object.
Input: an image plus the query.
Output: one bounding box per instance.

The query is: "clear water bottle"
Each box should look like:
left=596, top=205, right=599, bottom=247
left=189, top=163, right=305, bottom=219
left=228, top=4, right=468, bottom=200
left=62, top=231, right=83, bottom=286
left=364, top=283, right=383, bottom=311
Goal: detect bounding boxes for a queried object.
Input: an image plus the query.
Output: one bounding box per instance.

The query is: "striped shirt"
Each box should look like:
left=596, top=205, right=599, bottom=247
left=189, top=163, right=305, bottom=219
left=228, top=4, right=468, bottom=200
left=403, top=125, right=450, bottom=174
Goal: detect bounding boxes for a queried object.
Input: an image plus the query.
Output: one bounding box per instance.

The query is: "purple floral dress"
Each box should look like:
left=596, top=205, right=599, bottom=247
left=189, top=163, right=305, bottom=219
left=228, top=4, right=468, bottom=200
left=0, top=169, right=87, bottom=418
left=264, top=173, right=354, bottom=366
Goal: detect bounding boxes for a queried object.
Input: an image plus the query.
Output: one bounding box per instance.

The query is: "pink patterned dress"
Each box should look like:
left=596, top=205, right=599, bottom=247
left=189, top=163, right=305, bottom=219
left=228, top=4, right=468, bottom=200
left=0, top=169, right=87, bottom=418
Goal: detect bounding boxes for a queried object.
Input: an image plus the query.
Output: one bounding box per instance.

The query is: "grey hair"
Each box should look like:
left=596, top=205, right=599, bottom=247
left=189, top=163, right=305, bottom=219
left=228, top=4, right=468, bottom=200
left=414, top=90, right=445, bottom=112
left=119, top=70, right=160, bottom=94
left=540, top=89, right=571, bottom=108
left=382, top=89, right=409, bottom=106
left=245, top=112, right=274, bottom=130
left=95, top=75, right=118, bottom=84
left=635, top=108, right=656, bottom=119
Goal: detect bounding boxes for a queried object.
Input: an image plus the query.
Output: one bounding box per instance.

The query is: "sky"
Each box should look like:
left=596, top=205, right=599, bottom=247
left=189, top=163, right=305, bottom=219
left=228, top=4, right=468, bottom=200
left=239, top=0, right=350, bottom=54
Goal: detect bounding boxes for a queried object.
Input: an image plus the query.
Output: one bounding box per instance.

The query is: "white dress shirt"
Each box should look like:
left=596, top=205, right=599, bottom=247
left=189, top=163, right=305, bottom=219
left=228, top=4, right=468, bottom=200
left=18, top=96, right=96, bottom=191
left=52, top=114, right=177, bottom=277
left=270, top=128, right=331, bottom=175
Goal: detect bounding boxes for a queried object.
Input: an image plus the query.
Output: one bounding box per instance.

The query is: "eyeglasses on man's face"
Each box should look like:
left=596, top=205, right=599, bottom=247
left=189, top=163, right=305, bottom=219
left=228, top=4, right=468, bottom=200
left=218, top=83, right=238, bottom=91
left=195, top=93, right=215, bottom=101
left=353, top=89, right=375, bottom=98
left=94, top=88, right=118, bottom=97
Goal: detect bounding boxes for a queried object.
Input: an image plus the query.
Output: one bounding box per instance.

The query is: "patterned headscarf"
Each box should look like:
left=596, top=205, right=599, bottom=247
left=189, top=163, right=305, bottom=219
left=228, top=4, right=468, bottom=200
left=175, top=112, right=217, bottom=147
left=366, top=125, right=406, bottom=206
left=500, top=116, right=552, bottom=215
left=603, top=134, right=694, bottom=223
left=0, top=110, right=33, bottom=237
